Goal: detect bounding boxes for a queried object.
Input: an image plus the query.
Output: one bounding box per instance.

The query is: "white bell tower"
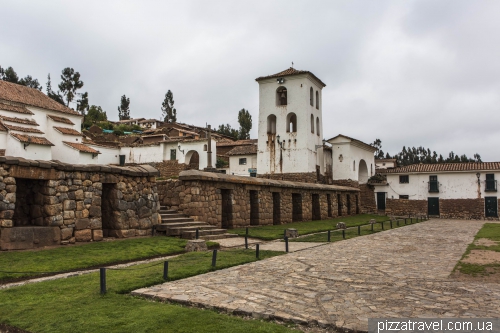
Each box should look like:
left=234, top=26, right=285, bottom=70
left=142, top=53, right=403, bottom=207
left=255, top=67, right=326, bottom=178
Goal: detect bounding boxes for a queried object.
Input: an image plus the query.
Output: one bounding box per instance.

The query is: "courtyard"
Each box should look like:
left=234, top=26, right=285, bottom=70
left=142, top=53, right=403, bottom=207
left=134, top=219, right=500, bottom=332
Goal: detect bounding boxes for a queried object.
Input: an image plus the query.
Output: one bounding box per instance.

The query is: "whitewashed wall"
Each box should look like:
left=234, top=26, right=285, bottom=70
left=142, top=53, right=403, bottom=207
left=121, top=145, right=163, bottom=164
left=229, top=154, right=257, bottom=176
left=328, top=137, right=375, bottom=183
left=92, top=145, right=120, bottom=165
left=7, top=135, right=52, bottom=160
left=374, top=172, right=500, bottom=200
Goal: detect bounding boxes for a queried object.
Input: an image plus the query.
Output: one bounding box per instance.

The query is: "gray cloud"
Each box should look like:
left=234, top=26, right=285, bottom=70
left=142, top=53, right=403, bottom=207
left=1, top=0, right=499, bottom=160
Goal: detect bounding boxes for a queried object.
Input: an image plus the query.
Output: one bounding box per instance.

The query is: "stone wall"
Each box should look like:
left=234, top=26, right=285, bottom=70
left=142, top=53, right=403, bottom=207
left=150, top=160, right=190, bottom=179
left=359, top=184, right=376, bottom=214
left=0, top=157, right=161, bottom=250
left=257, top=172, right=318, bottom=184
left=440, top=199, right=485, bottom=219
left=385, top=199, right=427, bottom=216
left=158, top=170, right=360, bottom=228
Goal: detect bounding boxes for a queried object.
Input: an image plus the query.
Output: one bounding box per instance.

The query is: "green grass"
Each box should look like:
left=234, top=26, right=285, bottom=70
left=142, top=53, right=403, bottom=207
left=0, top=237, right=188, bottom=281
left=228, top=214, right=389, bottom=240
left=455, top=223, right=500, bottom=275
left=0, top=249, right=290, bottom=333
left=290, top=218, right=416, bottom=242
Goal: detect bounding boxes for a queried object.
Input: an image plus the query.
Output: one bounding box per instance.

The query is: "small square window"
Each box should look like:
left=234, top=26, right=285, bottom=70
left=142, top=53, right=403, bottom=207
left=239, top=158, right=247, bottom=165
left=399, top=175, right=409, bottom=183
left=399, top=195, right=409, bottom=199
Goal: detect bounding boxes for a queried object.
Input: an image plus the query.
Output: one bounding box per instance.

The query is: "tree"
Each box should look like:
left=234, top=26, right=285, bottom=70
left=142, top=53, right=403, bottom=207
left=161, top=90, right=177, bottom=123
left=0, top=66, right=19, bottom=83
left=237, top=108, right=252, bottom=140
left=370, top=138, right=385, bottom=159
left=46, top=74, right=65, bottom=105
left=83, top=105, right=107, bottom=128
left=118, top=95, right=131, bottom=120
left=19, top=75, right=42, bottom=90
left=216, top=124, right=239, bottom=140
left=58, top=67, right=84, bottom=106
left=76, top=92, right=89, bottom=115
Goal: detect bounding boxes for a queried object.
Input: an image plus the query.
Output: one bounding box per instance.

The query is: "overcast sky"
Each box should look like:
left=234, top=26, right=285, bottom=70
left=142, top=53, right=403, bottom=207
left=2, top=1, right=500, bottom=160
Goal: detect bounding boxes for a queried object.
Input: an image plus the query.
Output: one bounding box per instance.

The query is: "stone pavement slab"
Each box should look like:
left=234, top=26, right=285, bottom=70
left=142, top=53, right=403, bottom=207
left=133, top=220, right=500, bottom=331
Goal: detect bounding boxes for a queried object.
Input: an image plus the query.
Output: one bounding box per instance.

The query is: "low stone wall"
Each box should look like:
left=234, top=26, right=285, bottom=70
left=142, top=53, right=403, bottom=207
left=257, top=172, right=318, bottom=184
left=386, top=198, right=494, bottom=219
left=385, top=199, right=427, bottom=216
left=0, top=156, right=161, bottom=250
left=158, top=170, right=360, bottom=228
left=359, top=184, right=376, bottom=214
left=150, top=160, right=190, bottom=178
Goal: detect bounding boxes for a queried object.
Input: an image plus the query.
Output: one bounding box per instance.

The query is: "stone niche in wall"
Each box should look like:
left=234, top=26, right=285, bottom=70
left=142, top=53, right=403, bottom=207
left=0, top=156, right=161, bottom=251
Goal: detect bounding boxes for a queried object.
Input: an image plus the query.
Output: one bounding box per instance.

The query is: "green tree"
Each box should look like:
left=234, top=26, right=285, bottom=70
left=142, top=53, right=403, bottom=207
left=19, top=75, right=42, bottom=90
left=83, top=105, right=107, bottom=128
left=58, top=67, right=84, bottom=106
left=76, top=92, right=89, bottom=115
left=161, top=90, right=177, bottom=123
left=118, top=95, right=131, bottom=120
left=46, top=74, right=65, bottom=105
left=0, top=66, right=19, bottom=83
left=216, top=124, right=239, bottom=140
left=237, top=108, right=252, bottom=140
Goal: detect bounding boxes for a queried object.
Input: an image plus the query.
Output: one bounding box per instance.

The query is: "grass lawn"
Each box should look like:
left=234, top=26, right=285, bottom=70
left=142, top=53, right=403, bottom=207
left=455, top=223, right=500, bottom=275
left=0, top=237, right=189, bottom=281
left=0, top=249, right=291, bottom=333
left=228, top=214, right=390, bottom=240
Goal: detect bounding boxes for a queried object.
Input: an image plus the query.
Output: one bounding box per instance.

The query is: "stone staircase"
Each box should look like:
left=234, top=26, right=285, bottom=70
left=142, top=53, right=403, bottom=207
left=155, top=206, right=238, bottom=240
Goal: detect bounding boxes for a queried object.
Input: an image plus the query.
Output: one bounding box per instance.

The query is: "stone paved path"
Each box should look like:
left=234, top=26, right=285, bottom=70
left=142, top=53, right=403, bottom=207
left=216, top=236, right=323, bottom=252
left=133, top=220, right=500, bottom=331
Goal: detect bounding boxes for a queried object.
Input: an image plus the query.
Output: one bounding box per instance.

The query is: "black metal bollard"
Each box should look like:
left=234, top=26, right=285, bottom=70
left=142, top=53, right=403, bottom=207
left=285, top=237, right=289, bottom=252
left=151, top=225, right=155, bottom=236
left=246, top=227, right=249, bottom=235
left=196, top=228, right=199, bottom=239
left=342, top=229, right=345, bottom=239
left=390, top=220, right=393, bottom=229
left=211, top=250, right=217, bottom=268
left=100, top=268, right=106, bottom=295
left=397, top=219, right=400, bottom=227
left=328, top=230, right=331, bottom=242
left=371, top=223, right=374, bottom=231
left=381, top=221, right=384, bottom=230
left=410, top=218, right=413, bottom=224
left=283, top=229, right=286, bottom=239
left=256, top=244, right=260, bottom=259
left=358, top=225, right=361, bottom=235
left=404, top=218, right=407, bottom=225
left=245, top=235, right=248, bottom=249
left=163, top=261, right=169, bottom=281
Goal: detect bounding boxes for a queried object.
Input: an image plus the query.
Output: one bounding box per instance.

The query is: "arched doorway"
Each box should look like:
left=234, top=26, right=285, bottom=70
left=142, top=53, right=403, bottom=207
left=358, top=159, right=368, bottom=184
left=185, top=150, right=200, bottom=170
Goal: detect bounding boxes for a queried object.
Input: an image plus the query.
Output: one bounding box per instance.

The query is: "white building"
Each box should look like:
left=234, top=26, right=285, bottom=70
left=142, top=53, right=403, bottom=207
left=226, top=143, right=258, bottom=177
left=375, top=158, right=397, bottom=170
left=0, top=81, right=100, bottom=163
left=255, top=68, right=326, bottom=180
left=326, top=134, right=376, bottom=185
left=373, top=162, right=500, bottom=218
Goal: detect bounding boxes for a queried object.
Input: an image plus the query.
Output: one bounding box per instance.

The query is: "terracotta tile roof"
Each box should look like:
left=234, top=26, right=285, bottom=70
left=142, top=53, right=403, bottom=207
left=0, top=115, right=38, bottom=126
left=0, top=101, right=34, bottom=115
left=63, top=141, right=100, bottom=154
left=139, top=119, right=162, bottom=123
left=226, top=144, right=257, bottom=156
left=216, top=139, right=258, bottom=147
left=0, top=80, right=80, bottom=116
left=4, top=123, right=44, bottom=134
left=381, top=162, right=500, bottom=174
left=10, top=133, right=54, bottom=146
left=54, top=126, right=82, bottom=136
left=47, top=114, right=75, bottom=125
left=0, top=122, right=7, bottom=132
left=255, top=67, right=326, bottom=87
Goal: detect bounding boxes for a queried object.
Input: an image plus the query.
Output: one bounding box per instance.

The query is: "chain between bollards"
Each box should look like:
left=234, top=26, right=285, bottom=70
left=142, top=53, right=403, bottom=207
left=100, top=268, right=106, bottom=295
left=211, top=249, right=217, bottom=268
left=285, top=236, right=289, bottom=252
left=163, top=261, right=169, bottom=281
left=256, top=244, right=260, bottom=259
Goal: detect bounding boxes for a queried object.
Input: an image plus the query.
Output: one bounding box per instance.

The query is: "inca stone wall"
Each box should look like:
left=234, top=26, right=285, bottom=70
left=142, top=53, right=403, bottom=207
left=257, top=172, right=319, bottom=184
left=0, top=156, right=160, bottom=250
left=146, top=160, right=191, bottom=179
left=385, top=199, right=427, bottom=216
left=359, top=184, right=376, bottom=213
left=158, top=170, right=360, bottom=228
left=385, top=198, right=490, bottom=219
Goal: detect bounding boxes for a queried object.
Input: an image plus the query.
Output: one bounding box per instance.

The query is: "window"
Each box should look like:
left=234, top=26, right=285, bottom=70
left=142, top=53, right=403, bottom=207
left=239, top=158, right=247, bottom=165
left=267, top=114, right=276, bottom=134
left=399, top=175, right=409, bottom=183
left=429, top=175, right=439, bottom=192
left=276, top=86, right=287, bottom=106
left=250, top=172, right=256, bottom=177
left=286, top=112, right=297, bottom=133
left=170, top=149, right=176, bottom=160
left=310, top=87, right=313, bottom=106
left=399, top=195, right=409, bottom=199
left=486, top=174, right=497, bottom=192
left=315, top=91, right=319, bottom=109
left=203, top=144, right=207, bottom=151
left=316, top=117, right=320, bottom=136
left=310, top=114, right=314, bottom=133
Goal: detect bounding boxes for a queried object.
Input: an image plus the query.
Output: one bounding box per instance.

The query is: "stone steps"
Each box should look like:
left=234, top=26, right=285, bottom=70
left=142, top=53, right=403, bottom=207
left=168, top=225, right=218, bottom=236
left=155, top=221, right=208, bottom=231
left=181, top=229, right=230, bottom=240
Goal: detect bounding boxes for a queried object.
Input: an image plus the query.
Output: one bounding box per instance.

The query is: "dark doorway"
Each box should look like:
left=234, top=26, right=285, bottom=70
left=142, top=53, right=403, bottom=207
left=327, top=194, right=332, bottom=217
left=188, top=151, right=200, bottom=170
left=355, top=195, right=360, bottom=214
left=13, top=178, right=46, bottom=226
left=347, top=194, right=351, bottom=215
left=337, top=194, right=342, bottom=216
left=376, top=192, right=386, bottom=210
left=249, top=190, right=259, bottom=225
left=221, top=189, right=233, bottom=228
left=102, top=183, right=118, bottom=236
left=428, top=197, right=439, bottom=216
left=312, top=194, right=321, bottom=220
left=485, top=197, right=498, bottom=217
left=272, top=192, right=281, bottom=225
left=292, top=193, right=302, bottom=222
